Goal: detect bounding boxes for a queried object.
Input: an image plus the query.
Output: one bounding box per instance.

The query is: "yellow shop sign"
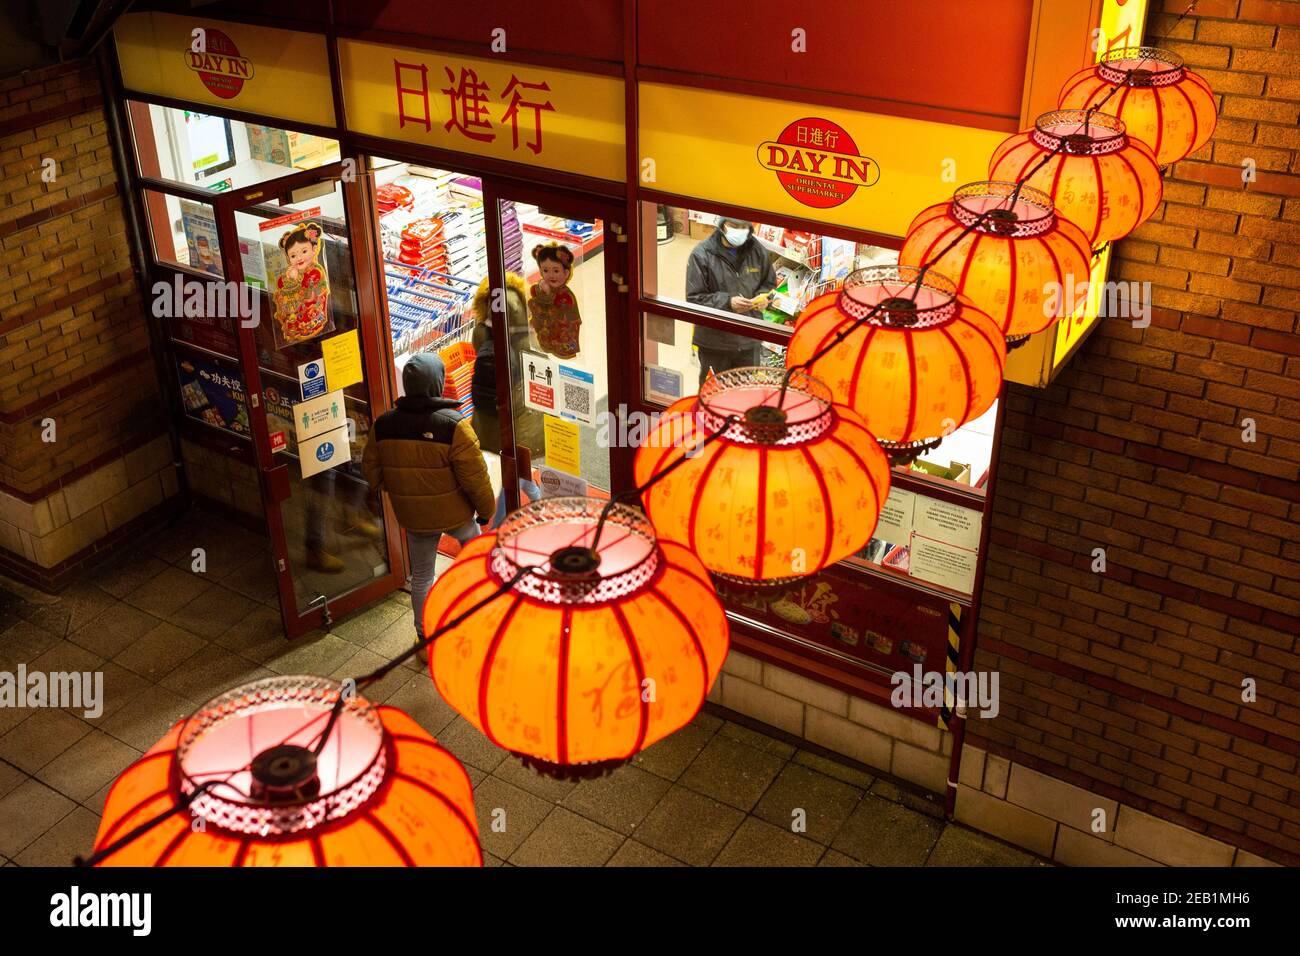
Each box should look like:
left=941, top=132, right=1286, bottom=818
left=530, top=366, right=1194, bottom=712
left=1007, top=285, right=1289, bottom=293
left=638, top=82, right=1007, bottom=237
left=338, top=39, right=625, bottom=181
left=113, top=11, right=334, bottom=128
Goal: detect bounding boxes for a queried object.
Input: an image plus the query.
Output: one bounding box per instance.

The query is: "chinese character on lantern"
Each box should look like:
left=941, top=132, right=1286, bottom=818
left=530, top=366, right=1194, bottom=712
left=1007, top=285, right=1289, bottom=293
left=501, top=75, right=555, bottom=154
left=442, top=66, right=496, bottom=143
left=393, top=60, right=432, bottom=132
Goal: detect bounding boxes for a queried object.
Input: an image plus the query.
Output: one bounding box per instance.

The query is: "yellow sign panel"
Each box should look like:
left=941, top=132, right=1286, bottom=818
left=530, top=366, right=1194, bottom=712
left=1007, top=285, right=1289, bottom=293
left=113, top=12, right=335, bottom=128
left=338, top=39, right=625, bottom=181
left=321, top=329, right=363, bottom=391
left=638, top=82, right=1007, bottom=236
left=1097, top=0, right=1150, bottom=61
left=543, top=415, right=582, bottom=476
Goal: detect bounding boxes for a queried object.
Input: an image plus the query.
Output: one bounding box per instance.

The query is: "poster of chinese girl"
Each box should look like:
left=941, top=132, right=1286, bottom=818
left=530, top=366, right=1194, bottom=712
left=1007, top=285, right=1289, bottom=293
left=269, top=220, right=334, bottom=349
left=527, top=242, right=581, bottom=360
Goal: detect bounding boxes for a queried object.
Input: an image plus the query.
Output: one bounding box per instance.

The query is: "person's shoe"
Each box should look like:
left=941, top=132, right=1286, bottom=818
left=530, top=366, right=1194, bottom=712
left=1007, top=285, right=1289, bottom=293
left=306, top=548, right=345, bottom=573
left=349, top=518, right=384, bottom=540
left=413, top=635, right=428, bottom=665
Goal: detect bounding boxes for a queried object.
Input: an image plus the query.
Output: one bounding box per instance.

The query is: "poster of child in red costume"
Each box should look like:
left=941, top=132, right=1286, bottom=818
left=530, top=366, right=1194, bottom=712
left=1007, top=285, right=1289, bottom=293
left=528, top=242, right=582, bottom=360
left=261, top=208, right=335, bottom=349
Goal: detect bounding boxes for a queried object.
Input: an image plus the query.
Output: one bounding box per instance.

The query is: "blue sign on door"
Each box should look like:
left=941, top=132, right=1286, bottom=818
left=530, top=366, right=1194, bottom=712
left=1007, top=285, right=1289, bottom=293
left=300, top=360, right=327, bottom=400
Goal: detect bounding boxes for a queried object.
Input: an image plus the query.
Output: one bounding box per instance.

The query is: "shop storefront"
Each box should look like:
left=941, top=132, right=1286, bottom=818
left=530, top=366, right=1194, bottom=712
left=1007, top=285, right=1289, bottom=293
left=106, top=0, right=1146, bottom=771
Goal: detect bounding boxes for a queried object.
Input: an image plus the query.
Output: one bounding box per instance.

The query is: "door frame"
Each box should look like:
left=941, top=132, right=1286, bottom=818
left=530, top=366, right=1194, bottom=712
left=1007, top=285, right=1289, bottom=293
left=212, top=163, right=405, bottom=638
left=480, top=178, right=634, bottom=513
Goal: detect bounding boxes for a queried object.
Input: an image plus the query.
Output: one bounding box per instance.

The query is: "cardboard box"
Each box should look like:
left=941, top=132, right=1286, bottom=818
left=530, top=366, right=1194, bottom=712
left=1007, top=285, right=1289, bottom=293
left=246, top=125, right=333, bottom=169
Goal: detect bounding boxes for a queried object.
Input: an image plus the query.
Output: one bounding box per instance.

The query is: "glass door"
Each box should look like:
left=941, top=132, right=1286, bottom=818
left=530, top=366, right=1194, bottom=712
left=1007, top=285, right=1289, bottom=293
left=483, top=183, right=631, bottom=517
left=213, top=165, right=404, bottom=637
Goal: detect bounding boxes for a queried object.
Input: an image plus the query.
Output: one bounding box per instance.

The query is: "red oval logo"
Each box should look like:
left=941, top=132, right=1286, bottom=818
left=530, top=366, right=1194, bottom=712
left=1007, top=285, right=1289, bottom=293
left=758, top=118, right=879, bottom=209
left=185, top=29, right=253, bottom=100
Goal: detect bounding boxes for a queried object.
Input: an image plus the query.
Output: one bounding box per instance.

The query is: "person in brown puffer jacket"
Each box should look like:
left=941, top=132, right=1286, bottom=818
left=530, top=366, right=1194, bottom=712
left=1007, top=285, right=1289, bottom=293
left=362, top=352, right=494, bottom=651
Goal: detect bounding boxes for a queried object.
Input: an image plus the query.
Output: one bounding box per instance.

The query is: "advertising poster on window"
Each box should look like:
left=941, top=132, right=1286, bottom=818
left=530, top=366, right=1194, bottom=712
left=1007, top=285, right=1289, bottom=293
left=176, top=353, right=248, bottom=433
left=260, top=207, right=334, bottom=349
left=179, top=200, right=221, bottom=276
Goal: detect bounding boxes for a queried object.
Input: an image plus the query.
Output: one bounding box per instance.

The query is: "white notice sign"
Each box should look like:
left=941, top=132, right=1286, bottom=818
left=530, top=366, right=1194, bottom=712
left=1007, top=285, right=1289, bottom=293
left=293, top=389, right=346, bottom=443
left=299, top=424, right=350, bottom=479
left=912, top=497, right=982, bottom=552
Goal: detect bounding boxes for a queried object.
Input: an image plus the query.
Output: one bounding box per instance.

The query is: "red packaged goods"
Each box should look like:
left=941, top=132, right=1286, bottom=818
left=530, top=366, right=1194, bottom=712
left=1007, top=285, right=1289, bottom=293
left=401, top=218, right=444, bottom=243
left=375, top=183, right=413, bottom=212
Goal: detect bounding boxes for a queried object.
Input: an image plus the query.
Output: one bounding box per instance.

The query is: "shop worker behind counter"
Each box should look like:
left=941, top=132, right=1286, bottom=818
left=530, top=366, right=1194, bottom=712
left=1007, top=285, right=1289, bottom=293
left=686, top=217, right=778, bottom=386
left=362, top=352, right=494, bottom=659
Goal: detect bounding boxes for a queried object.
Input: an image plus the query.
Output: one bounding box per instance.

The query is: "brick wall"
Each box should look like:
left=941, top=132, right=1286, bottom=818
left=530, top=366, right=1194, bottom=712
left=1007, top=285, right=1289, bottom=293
left=973, top=0, right=1300, bottom=866
left=0, top=59, right=175, bottom=582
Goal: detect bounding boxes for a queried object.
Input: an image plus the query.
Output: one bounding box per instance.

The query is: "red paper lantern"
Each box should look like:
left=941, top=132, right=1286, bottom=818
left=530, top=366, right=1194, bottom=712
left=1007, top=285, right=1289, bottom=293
left=426, top=496, right=729, bottom=776
left=899, top=181, right=1092, bottom=340
left=788, top=266, right=1005, bottom=452
left=1058, top=47, right=1217, bottom=166
left=989, top=110, right=1163, bottom=245
left=91, top=676, right=481, bottom=866
left=633, top=366, right=891, bottom=582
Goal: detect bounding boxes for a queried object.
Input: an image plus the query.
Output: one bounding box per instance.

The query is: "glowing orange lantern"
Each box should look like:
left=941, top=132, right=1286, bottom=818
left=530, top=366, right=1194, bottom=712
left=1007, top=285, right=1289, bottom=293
left=91, top=676, right=481, bottom=866
left=899, top=181, right=1092, bottom=341
left=788, top=266, right=1005, bottom=455
left=633, top=366, right=891, bottom=582
left=425, top=496, right=728, bottom=776
left=989, top=110, right=1163, bottom=245
left=1058, top=47, right=1217, bottom=166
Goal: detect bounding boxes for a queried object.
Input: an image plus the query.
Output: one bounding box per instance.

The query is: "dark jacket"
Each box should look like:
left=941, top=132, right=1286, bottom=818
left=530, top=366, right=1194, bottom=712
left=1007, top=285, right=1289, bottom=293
left=362, top=353, right=495, bottom=533
left=685, top=230, right=779, bottom=350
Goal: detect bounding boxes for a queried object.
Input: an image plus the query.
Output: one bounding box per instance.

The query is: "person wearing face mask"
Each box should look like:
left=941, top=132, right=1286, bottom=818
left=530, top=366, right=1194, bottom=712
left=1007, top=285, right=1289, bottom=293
left=685, top=216, right=779, bottom=387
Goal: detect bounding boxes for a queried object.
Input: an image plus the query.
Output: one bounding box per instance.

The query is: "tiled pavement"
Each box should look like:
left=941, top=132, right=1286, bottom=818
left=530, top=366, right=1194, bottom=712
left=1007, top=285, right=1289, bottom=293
left=0, top=507, right=1049, bottom=868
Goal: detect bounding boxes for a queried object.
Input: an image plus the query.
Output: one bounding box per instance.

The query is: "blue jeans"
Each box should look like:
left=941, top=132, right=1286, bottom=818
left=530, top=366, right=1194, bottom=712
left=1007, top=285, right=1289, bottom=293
left=492, top=479, right=543, bottom=528
left=408, top=523, right=478, bottom=639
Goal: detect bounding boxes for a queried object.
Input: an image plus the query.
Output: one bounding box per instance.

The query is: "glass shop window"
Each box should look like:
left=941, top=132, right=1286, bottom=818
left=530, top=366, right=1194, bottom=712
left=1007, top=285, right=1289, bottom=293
left=640, top=201, right=899, bottom=332
left=126, top=101, right=340, bottom=193
left=641, top=312, right=787, bottom=405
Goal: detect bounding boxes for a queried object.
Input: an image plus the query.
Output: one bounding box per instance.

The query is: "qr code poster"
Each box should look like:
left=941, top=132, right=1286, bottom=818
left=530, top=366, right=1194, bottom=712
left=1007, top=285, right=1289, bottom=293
left=522, top=351, right=559, bottom=415
left=557, top=362, right=596, bottom=425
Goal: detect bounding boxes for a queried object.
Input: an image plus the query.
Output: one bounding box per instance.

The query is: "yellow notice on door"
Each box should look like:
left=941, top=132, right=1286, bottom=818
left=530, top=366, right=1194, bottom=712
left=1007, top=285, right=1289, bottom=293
left=543, top=415, right=581, bottom=477
left=320, top=330, right=362, bottom=391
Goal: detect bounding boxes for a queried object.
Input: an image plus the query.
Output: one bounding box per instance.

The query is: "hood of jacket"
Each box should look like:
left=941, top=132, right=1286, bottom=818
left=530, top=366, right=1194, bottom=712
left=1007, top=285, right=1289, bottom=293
left=402, top=351, right=446, bottom=400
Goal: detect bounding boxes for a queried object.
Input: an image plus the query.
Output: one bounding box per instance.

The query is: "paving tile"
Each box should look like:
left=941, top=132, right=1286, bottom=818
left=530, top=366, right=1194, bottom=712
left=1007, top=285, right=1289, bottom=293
left=364, top=618, right=426, bottom=671
left=717, top=719, right=797, bottom=758
left=869, top=777, right=947, bottom=819
left=679, top=734, right=786, bottom=812
left=0, top=620, right=62, bottom=671
left=221, top=556, right=280, bottom=606
left=0, top=709, right=91, bottom=774
left=92, top=555, right=172, bottom=599
left=123, top=567, right=214, bottom=619
left=927, top=823, right=1049, bottom=867
left=14, top=806, right=100, bottom=867
left=384, top=676, right=460, bottom=738
left=26, top=638, right=104, bottom=678
left=0, top=779, right=77, bottom=858
left=631, top=721, right=717, bottom=781
left=753, top=762, right=863, bottom=845
left=690, top=708, right=725, bottom=735
left=471, top=775, right=553, bottom=860
left=493, top=755, right=582, bottom=804
left=263, top=632, right=357, bottom=677
left=159, top=646, right=273, bottom=702
left=606, top=839, right=686, bottom=867
left=84, top=662, right=152, bottom=722
left=67, top=602, right=163, bottom=659
left=329, top=648, right=415, bottom=704
left=436, top=716, right=508, bottom=774
left=562, top=763, right=672, bottom=836
left=331, top=600, right=407, bottom=646
left=212, top=606, right=286, bottom=663
left=508, top=807, right=623, bottom=867
left=167, top=585, right=259, bottom=639
left=36, top=730, right=143, bottom=804
left=19, top=583, right=115, bottom=638
left=98, top=684, right=195, bottom=753
left=0, top=760, right=25, bottom=799
left=831, top=793, right=945, bottom=866
left=633, top=785, right=745, bottom=866
left=113, top=622, right=206, bottom=681
left=817, top=849, right=865, bottom=867
left=712, top=816, right=824, bottom=867
left=793, top=749, right=876, bottom=789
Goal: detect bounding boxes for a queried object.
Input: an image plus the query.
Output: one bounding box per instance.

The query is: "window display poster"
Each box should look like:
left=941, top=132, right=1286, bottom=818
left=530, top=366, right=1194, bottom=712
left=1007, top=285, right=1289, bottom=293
left=556, top=361, right=595, bottom=425
left=537, top=466, right=587, bottom=498
left=523, top=350, right=558, bottom=415
left=909, top=535, right=978, bottom=594
left=179, top=200, right=221, bottom=276
left=300, top=425, right=350, bottom=479
left=176, top=353, right=249, bottom=433
left=543, top=414, right=581, bottom=476
left=913, top=498, right=982, bottom=552
left=320, top=329, right=363, bottom=391
left=260, top=208, right=334, bottom=349
left=240, top=237, right=268, bottom=289
left=645, top=365, right=682, bottom=406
